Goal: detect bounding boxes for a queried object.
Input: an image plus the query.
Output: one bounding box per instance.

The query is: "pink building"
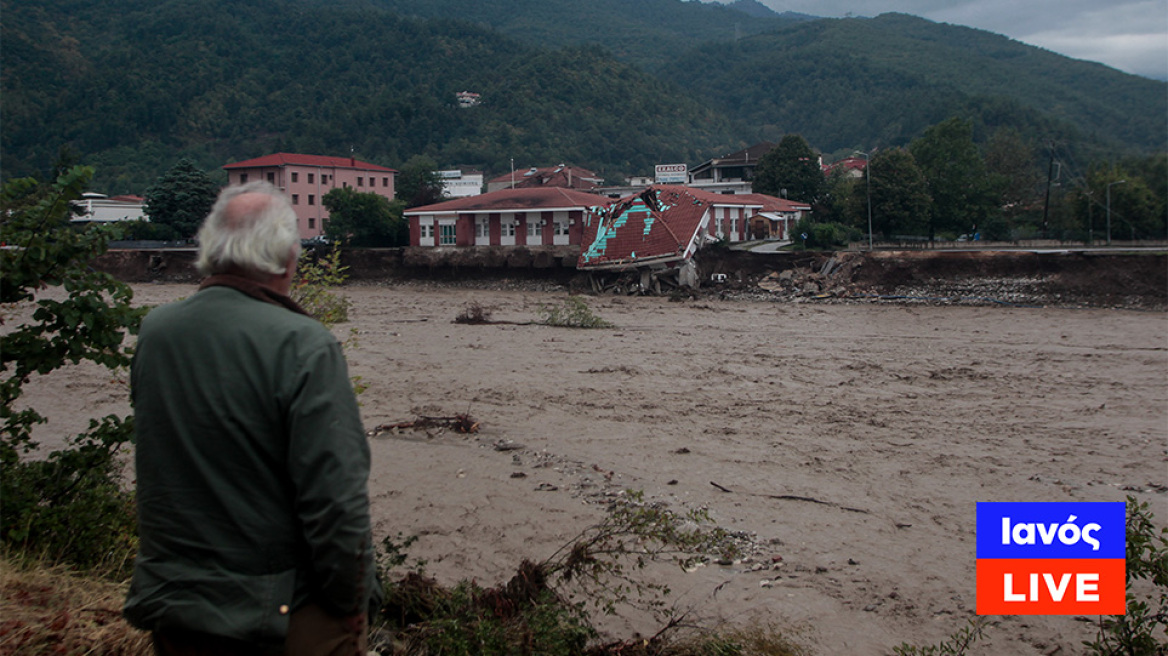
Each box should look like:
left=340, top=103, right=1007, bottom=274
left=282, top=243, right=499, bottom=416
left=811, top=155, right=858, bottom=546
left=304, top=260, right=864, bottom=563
left=223, top=153, right=398, bottom=239
left=404, top=187, right=610, bottom=247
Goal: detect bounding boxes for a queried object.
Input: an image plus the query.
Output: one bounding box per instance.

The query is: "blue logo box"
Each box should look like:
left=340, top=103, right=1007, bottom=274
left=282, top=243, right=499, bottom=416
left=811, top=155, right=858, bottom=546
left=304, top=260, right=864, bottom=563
left=977, top=502, right=1126, bottom=560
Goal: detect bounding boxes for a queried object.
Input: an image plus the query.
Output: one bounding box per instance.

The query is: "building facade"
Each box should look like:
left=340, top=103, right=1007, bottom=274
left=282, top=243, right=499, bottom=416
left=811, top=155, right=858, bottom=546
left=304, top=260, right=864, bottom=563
left=404, top=187, right=610, bottom=248
left=72, top=193, right=146, bottom=224
left=438, top=169, right=484, bottom=198
left=686, top=142, right=777, bottom=195
left=222, top=153, right=398, bottom=239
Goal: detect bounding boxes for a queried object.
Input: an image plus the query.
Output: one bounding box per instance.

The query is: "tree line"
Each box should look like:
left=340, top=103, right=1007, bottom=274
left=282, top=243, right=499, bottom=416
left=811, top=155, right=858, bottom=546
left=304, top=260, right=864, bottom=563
left=754, top=119, right=1167, bottom=244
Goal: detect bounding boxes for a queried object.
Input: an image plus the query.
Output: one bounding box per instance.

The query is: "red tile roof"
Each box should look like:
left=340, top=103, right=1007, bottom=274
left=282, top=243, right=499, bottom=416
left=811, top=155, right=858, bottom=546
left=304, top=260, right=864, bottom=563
left=683, top=188, right=810, bottom=212
left=404, top=186, right=611, bottom=215
left=578, top=186, right=712, bottom=270
left=725, top=193, right=811, bottom=212
left=223, top=153, right=397, bottom=172
left=823, top=156, right=867, bottom=175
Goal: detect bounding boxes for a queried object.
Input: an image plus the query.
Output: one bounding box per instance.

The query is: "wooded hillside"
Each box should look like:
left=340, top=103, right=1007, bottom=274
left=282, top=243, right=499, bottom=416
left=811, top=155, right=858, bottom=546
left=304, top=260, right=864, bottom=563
left=2, top=0, right=1163, bottom=194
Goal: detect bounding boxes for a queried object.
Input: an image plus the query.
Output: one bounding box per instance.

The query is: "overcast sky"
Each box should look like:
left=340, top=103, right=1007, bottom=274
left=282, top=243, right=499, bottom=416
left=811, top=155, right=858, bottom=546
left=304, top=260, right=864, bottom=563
left=737, top=0, right=1168, bottom=80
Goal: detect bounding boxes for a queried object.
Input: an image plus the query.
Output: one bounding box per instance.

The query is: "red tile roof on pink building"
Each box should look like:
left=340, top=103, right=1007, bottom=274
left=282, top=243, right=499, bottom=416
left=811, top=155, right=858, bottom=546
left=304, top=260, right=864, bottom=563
left=405, top=187, right=611, bottom=214
left=224, top=153, right=397, bottom=172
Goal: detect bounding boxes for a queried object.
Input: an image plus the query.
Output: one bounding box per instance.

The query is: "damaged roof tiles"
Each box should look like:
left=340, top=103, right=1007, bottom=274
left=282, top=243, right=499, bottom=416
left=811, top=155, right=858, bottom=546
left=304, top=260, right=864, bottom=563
left=578, top=186, right=711, bottom=270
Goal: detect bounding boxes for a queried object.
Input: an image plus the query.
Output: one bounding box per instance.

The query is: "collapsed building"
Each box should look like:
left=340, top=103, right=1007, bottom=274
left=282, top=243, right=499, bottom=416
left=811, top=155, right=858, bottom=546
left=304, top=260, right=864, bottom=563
left=576, top=185, right=807, bottom=293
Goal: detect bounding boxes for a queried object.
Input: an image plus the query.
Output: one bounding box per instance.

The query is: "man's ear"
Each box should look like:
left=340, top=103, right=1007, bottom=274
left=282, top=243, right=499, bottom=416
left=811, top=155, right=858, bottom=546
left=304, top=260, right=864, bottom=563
left=275, top=247, right=299, bottom=295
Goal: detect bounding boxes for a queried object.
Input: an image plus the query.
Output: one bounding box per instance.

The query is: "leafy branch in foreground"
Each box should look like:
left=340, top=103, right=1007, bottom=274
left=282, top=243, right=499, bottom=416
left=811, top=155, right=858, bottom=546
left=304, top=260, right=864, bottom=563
left=373, top=491, right=748, bottom=656
left=542, top=490, right=738, bottom=619
left=0, top=166, right=143, bottom=575
left=1085, top=495, right=1168, bottom=655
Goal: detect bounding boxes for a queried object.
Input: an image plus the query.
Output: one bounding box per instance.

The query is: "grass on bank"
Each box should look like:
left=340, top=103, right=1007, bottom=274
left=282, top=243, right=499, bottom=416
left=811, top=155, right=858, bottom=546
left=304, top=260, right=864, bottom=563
left=0, top=555, right=151, bottom=654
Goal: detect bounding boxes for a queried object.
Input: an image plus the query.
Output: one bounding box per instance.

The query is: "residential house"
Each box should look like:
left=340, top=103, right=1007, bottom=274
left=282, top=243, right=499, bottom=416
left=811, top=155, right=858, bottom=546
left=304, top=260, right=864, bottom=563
left=686, top=142, right=776, bottom=195
left=456, top=91, right=481, bottom=108
left=823, top=156, right=867, bottom=179
left=222, top=153, right=398, bottom=239
left=71, top=193, right=146, bottom=224
left=404, top=187, right=611, bottom=247
left=486, top=164, right=604, bottom=193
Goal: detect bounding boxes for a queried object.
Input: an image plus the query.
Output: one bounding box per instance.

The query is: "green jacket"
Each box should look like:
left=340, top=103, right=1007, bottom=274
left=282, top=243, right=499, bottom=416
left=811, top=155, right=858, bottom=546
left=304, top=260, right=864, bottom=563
left=124, top=284, right=380, bottom=645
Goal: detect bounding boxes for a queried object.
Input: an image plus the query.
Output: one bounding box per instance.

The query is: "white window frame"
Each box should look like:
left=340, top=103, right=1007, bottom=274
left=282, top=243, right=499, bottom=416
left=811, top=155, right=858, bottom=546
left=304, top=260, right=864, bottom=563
left=418, top=217, right=436, bottom=246
left=501, top=214, right=516, bottom=245
left=552, top=210, right=570, bottom=245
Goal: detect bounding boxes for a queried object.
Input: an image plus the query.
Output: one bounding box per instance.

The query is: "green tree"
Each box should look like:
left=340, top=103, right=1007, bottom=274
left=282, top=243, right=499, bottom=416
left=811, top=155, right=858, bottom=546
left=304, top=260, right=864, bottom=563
left=143, top=158, right=219, bottom=239
left=984, top=128, right=1041, bottom=240
left=396, top=155, right=446, bottom=208
left=910, top=117, right=995, bottom=239
left=1, top=165, right=143, bottom=572
left=1079, top=164, right=1160, bottom=242
left=860, top=148, right=932, bottom=239
left=819, top=166, right=862, bottom=226
left=752, top=135, right=825, bottom=206
left=322, top=186, right=406, bottom=247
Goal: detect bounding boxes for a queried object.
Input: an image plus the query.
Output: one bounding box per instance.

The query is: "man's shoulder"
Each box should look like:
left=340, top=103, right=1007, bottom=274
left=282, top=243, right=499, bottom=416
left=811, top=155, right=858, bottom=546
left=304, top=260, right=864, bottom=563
left=144, top=287, right=332, bottom=342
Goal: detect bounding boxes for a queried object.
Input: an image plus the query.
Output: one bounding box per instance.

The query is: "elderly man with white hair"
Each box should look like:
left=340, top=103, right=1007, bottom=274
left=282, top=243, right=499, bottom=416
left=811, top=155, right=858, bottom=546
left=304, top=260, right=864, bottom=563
left=124, top=182, right=380, bottom=656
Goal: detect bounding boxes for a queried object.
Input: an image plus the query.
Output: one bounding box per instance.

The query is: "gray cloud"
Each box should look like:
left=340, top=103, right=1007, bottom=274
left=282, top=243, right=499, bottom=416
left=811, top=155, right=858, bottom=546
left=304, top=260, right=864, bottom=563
left=751, top=0, right=1167, bottom=80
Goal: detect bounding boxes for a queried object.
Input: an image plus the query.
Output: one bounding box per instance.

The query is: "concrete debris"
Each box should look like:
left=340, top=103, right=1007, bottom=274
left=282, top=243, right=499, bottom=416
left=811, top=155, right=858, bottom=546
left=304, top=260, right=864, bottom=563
left=757, top=252, right=865, bottom=298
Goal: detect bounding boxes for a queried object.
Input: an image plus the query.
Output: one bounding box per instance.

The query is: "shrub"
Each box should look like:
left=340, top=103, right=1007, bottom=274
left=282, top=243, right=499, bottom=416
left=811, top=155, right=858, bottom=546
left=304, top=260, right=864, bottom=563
left=791, top=217, right=860, bottom=250
left=291, top=245, right=351, bottom=325
left=537, top=296, right=614, bottom=329
left=454, top=301, right=494, bottom=324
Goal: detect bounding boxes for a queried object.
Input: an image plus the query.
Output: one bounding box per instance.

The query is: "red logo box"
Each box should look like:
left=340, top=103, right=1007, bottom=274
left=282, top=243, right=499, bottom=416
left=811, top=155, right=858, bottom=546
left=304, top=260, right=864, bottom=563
left=977, top=558, right=1126, bottom=615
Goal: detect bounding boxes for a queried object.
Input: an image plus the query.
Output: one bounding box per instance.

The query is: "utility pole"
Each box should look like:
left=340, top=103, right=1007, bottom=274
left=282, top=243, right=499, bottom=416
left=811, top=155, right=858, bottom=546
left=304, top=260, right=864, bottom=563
left=854, top=151, right=873, bottom=251
left=1040, top=142, right=1054, bottom=240
left=1107, top=179, right=1126, bottom=246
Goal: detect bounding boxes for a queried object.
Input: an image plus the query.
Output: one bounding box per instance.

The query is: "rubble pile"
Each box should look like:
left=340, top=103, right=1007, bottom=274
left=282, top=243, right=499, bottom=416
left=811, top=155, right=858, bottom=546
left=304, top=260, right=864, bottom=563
left=755, top=252, right=866, bottom=299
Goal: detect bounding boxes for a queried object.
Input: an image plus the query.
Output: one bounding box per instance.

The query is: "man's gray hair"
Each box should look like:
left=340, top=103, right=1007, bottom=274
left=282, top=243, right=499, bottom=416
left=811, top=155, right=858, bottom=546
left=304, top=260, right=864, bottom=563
left=195, top=181, right=301, bottom=277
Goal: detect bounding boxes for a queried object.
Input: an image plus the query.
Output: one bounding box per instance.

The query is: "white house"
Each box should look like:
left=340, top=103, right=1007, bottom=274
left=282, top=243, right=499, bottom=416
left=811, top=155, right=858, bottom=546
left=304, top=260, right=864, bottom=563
left=71, top=193, right=147, bottom=224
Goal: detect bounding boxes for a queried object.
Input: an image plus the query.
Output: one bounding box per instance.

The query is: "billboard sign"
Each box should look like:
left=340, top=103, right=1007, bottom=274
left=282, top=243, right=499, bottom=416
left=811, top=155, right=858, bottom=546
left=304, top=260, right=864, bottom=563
left=655, top=164, right=688, bottom=184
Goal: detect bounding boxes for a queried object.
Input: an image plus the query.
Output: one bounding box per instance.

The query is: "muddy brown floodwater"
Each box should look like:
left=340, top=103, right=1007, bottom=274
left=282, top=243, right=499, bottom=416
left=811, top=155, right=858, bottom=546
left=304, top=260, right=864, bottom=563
left=13, top=281, right=1167, bottom=655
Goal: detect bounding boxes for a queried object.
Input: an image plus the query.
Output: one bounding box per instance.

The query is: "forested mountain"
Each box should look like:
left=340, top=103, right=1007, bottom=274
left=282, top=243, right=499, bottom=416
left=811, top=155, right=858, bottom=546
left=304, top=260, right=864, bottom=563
left=3, top=0, right=739, bottom=192
left=662, top=13, right=1166, bottom=160
left=363, top=0, right=804, bottom=69
left=2, top=0, right=1164, bottom=195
